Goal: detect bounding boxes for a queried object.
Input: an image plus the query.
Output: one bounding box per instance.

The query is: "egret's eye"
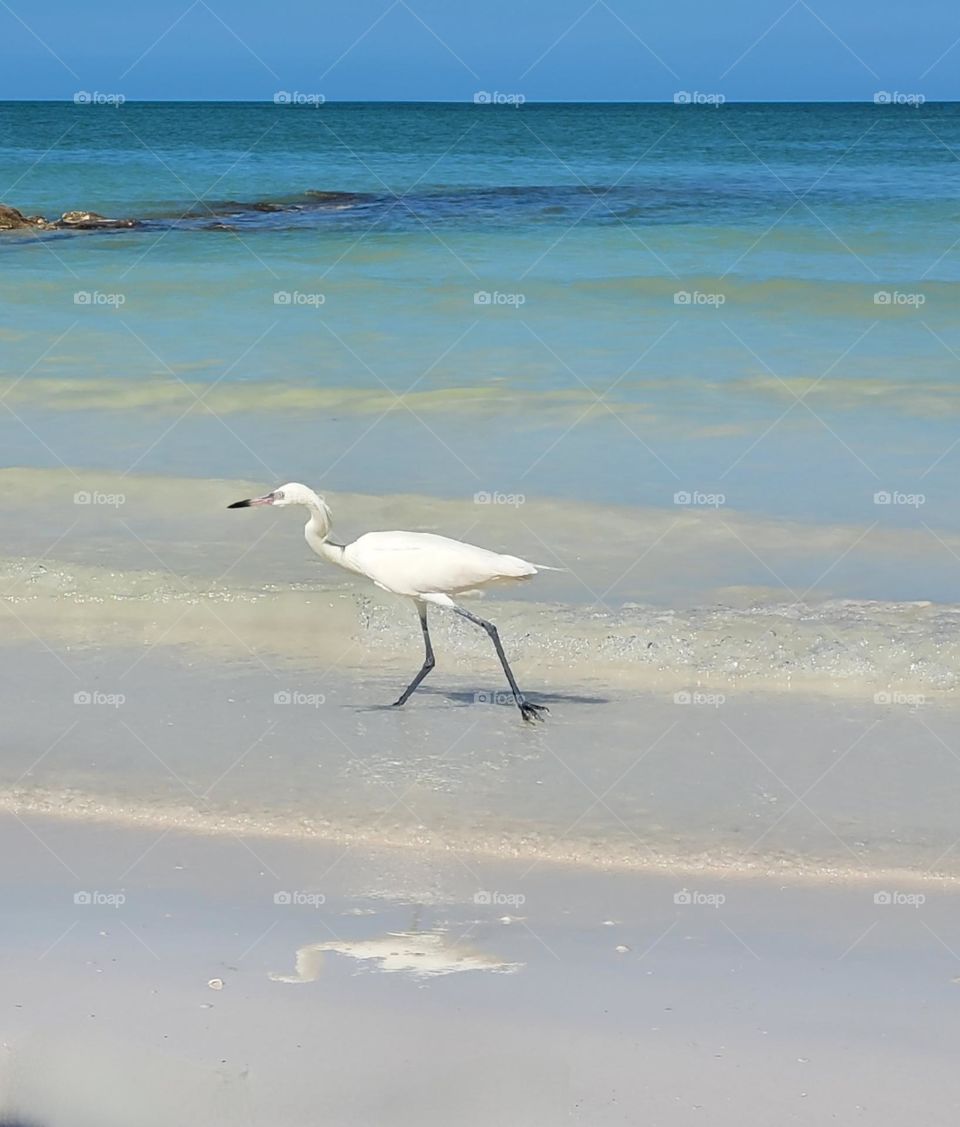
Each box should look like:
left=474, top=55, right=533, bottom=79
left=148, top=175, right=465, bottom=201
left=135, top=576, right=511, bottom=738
left=274, top=491, right=284, bottom=501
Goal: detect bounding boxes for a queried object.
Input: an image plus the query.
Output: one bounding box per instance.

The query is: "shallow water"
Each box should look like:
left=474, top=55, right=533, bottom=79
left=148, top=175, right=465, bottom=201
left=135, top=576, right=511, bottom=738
left=3, top=637, right=960, bottom=882
left=2, top=101, right=960, bottom=531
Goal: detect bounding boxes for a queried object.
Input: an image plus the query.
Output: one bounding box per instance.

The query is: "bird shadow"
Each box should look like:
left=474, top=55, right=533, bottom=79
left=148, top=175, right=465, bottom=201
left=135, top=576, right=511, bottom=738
left=356, top=686, right=609, bottom=714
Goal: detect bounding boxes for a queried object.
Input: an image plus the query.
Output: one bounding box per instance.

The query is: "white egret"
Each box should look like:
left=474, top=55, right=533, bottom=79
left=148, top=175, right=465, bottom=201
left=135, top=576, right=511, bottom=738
left=228, top=483, right=549, bottom=721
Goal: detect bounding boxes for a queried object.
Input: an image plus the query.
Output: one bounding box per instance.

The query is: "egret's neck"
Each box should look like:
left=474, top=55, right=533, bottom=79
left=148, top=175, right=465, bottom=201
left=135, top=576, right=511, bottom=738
left=302, top=494, right=349, bottom=568
left=311, top=536, right=348, bottom=568
left=302, top=491, right=333, bottom=539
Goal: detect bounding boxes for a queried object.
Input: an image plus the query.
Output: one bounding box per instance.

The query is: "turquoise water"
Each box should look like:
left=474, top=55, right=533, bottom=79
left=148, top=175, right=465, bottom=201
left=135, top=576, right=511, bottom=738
left=2, top=101, right=960, bottom=584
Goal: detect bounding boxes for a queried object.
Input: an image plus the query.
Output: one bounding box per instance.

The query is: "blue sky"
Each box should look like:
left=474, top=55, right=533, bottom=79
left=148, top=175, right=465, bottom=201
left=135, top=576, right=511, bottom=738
left=0, top=0, right=956, bottom=101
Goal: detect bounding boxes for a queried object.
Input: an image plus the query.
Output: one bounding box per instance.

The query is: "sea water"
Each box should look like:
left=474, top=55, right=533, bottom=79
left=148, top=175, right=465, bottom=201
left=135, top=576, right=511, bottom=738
left=2, top=103, right=959, bottom=530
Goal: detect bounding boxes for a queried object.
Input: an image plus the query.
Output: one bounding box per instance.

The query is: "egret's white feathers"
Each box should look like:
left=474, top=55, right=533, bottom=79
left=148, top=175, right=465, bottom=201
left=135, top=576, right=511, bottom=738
left=343, top=530, right=537, bottom=598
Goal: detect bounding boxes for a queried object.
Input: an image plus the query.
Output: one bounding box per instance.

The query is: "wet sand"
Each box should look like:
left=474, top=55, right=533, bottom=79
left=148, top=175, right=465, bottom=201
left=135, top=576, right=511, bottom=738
left=2, top=635, right=960, bottom=881
left=1, top=814, right=959, bottom=1126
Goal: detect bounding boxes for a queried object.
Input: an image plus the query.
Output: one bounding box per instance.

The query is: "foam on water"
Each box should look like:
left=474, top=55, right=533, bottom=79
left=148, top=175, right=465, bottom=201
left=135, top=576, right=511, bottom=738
left=1, top=467, right=960, bottom=680
left=1, top=557, right=959, bottom=700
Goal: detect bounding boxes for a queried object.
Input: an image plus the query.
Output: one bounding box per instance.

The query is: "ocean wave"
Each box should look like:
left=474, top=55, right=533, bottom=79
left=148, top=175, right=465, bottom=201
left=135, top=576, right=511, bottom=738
left=0, top=375, right=654, bottom=419
left=1, top=463, right=959, bottom=626
left=5, top=783, right=955, bottom=886
left=4, top=369, right=960, bottom=422
left=2, top=550, right=958, bottom=700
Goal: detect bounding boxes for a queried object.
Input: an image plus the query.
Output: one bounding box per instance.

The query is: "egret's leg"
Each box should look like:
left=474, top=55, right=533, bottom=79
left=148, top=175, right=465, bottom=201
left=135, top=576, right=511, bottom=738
left=452, top=606, right=547, bottom=723
left=392, top=602, right=436, bottom=707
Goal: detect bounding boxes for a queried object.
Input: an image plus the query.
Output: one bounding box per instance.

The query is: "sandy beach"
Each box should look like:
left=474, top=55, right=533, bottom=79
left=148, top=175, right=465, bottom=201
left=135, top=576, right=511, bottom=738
left=2, top=813, right=960, bottom=1126
left=2, top=625, right=960, bottom=881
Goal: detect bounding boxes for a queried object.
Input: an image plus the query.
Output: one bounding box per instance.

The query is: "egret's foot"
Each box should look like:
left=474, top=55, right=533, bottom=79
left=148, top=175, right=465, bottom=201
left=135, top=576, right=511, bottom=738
left=391, top=696, right=408, bottom=708
left=519, top=700, right=549, bottom=723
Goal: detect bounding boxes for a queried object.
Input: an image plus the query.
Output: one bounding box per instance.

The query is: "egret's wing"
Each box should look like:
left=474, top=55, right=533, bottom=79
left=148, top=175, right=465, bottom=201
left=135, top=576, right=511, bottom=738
left=346, top=531, right=537, bottom=596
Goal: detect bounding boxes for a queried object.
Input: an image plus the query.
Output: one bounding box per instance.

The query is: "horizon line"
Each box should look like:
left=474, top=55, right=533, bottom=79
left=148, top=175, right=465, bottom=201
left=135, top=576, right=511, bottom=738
left=0, top=96, right=955, bottom=106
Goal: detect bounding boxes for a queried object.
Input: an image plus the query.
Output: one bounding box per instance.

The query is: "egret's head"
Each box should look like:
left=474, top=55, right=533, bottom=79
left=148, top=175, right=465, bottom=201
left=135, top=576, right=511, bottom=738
left=228, top=482, right=318, bottom=509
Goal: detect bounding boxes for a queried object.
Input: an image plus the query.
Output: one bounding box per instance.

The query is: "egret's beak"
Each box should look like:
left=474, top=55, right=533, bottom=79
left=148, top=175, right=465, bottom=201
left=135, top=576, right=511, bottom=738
left=228, top=492, right=275, bottom=509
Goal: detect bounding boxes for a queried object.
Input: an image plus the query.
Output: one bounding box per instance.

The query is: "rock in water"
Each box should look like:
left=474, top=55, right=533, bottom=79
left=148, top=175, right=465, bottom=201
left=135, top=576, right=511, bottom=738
left=56, top=210, right=136, bottom=229
left=0, top=204, right=136, bottom=232
left=0, top=203, right=45, bottom=230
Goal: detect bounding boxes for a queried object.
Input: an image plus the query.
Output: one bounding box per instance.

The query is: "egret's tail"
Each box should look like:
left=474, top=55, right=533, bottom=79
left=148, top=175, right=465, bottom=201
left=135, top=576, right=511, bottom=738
left=533, top=563, right=568, bottom=572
